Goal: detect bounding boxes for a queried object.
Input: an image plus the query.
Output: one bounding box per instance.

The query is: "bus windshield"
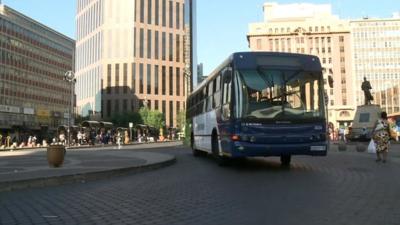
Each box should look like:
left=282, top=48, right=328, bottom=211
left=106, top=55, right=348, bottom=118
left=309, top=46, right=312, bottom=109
left=235, top=68, right=325, bottom=121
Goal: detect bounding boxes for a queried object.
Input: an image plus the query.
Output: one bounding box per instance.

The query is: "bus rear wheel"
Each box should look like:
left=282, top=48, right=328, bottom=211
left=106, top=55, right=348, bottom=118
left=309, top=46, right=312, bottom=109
left=280, top=155, right=291, bottom=166
left=212, top=133, right=229, bottom=166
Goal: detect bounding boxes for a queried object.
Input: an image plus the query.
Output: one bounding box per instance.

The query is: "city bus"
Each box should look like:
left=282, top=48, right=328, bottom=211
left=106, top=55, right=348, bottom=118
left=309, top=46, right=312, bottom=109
left=186, top=52, right=329, bottom=166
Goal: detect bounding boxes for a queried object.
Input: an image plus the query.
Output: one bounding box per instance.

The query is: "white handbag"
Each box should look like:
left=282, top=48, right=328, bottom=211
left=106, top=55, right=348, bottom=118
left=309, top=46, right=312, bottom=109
left=367, top=139, right=376, bottom=154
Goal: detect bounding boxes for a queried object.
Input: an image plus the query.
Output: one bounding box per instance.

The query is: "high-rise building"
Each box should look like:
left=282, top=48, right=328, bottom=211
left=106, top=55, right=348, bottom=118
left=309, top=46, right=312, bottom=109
left=350, top=16, right=400, bottom=114
left=76, top=0, right=192, bottom=128
left=247, top=2, right=355, bottom=128
left=184, top=0, right=197, bottom=90
left=0, top=4, right=74, bottom=136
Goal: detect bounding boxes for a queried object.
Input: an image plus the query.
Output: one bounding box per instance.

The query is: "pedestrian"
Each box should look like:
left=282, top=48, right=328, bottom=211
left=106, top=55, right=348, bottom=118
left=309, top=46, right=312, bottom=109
left=77, top=131, right=82, bottom=145
left=116, top=131, right=122, bottom=149
left=372, top=111, right=391, bottom=163
left=59, top=132, right=66, bottom=145
left=339, top=127, right=345, bottom=142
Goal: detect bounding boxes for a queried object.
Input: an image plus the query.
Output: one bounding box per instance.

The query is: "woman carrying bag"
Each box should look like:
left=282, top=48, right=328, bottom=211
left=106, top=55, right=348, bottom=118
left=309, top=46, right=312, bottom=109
left=372, top=111, right=391, bottom=163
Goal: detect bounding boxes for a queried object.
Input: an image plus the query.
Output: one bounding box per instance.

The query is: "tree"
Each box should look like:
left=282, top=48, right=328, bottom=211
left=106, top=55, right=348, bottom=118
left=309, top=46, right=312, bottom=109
left=176, top=110, right=186, bottom=131
left=111, top=111, right=143, bottom=127
left=139, top=107, right=165, bottom=129
left=147, top=110, right=165, bottom=129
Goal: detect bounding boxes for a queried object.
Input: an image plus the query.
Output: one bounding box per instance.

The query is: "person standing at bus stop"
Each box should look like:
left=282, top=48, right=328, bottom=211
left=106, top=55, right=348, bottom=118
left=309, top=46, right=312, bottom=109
left=373, top=111, right=391, bottom=163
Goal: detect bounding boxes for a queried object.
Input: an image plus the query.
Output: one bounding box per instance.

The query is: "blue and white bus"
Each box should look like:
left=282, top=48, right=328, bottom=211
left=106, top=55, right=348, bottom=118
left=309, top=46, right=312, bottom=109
left=187, top=52, right=329, bottom=165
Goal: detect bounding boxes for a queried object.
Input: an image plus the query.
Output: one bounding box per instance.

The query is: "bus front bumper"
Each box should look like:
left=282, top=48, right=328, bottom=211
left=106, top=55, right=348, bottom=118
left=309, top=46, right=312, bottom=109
left=225, top=141, right=328, bottom=158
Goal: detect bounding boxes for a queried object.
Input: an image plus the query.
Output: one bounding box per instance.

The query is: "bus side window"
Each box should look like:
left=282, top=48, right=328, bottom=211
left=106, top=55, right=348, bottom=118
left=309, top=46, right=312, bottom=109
left=221, top=68, right=232, bottom=120
left=214, top=75, right=221, bottom=107
left=222, top=69, right=232, bottom=104
left=208, top=80, right=214, bottom=110
left=202, top=86, right=208, bottom=113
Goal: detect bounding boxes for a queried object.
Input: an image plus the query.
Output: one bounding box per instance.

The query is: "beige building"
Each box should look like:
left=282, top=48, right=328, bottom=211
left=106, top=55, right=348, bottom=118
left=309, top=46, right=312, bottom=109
left=76, top=0, right=187, bottom=127
left=0, top=4, right=74, bottom=135
left=350, top=16, right=400, bottom=115
left=247, top=2, right=355, bottom=128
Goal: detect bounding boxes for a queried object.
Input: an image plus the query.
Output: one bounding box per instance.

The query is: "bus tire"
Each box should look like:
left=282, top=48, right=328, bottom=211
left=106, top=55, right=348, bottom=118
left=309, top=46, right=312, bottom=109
left=280, top=155, right=291, bottom=166
left=212, top=132, right=229, bottom=166
left=191, top=133, right=202, bottom=157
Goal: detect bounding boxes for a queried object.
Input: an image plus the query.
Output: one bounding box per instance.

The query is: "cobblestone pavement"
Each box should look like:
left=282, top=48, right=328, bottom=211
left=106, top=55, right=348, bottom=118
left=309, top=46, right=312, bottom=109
left=1, top=143, right=400, bottom=225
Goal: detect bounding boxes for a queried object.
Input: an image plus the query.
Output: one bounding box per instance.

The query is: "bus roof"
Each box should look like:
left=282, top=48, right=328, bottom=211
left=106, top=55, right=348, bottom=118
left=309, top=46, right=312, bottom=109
left=191, top=51, right=321, bottom=95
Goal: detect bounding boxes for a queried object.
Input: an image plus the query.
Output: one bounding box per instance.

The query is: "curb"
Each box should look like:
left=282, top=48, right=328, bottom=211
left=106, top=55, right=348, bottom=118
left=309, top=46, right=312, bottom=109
left=0, top=140, right=183, bottom=152
left=0, top=155, right=176, bottom=193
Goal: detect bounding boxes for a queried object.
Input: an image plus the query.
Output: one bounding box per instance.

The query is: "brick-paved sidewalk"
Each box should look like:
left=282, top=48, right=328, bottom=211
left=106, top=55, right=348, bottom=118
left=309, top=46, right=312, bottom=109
left=0, top=142, right=179, bottom=192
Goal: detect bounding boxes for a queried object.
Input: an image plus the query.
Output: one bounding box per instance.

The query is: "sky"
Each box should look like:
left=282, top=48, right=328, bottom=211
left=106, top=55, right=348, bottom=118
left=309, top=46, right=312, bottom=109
left=2, top=0, right=399, bottom=75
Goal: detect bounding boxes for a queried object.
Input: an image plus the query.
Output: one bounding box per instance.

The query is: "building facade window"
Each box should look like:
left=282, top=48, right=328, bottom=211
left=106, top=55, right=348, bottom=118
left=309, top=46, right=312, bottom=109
left=147, top=0, right=152, bottom=24
left=162, top=0, right=166, bottom=27
left=140, top=0, right=145, bottom=23
left=155, top=100, right=159, bottom=110
left=123, top=99, right=128, bottom=112
left=140, top=28, right=144, bottom=58
left=107, top=64, right=111, bottom=94
left=169, top=33, right=173, bottom=61
left=176, top=2, right=180, bottom=29
left=115, top=99, right=120, bottom=113
left=155, top=65, right=159, bottom=95
left=176, top=34, right=180, bottom=62
left=139, top=63, right=144, bottom=94
left=123, top=63, right=128, bottom=93
left=115, top=64, right=120, bottom=94
left=133, top=28, right=136, bottom=57
left=131, top=63, right=136, bottom=93
left=169, top=1, right=173, bottom=28
left=169, top=66, right=173, bottom=95
left=155, top=0, right=159, bottom=25
left=147, top=64, right=151, bottom=94
left=147, top=29, right=152, bottom=59
left=169, top=100, right=173, bottom=127
left=155, top=31, right=159, bottom=59
left=162, top=32, right=166, bottom=60
left=176, top=68, right=180, bottom=96
left=162, top=66, right=166, bottom=95
left=162, top=100, right=166, bottom=119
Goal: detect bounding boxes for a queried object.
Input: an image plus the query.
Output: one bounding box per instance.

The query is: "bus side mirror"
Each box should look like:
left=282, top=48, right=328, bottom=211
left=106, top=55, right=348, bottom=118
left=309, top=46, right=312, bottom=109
left=223, top=68, right=232, bottom=83
left=328, top=75, right=334, bottom=88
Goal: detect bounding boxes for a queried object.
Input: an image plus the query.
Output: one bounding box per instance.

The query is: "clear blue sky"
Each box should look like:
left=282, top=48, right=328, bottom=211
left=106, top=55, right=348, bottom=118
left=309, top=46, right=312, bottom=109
left=2, top=0, right=399, bottom=75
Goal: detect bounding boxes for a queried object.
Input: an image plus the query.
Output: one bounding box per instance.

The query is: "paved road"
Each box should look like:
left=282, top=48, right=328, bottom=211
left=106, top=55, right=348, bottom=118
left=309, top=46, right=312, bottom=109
left=1, top=143, right=400, bottom=225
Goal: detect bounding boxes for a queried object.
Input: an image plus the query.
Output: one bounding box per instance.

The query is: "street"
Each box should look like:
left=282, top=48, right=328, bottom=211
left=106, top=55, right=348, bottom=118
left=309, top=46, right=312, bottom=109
left=1, top=143, right=400, bottom=225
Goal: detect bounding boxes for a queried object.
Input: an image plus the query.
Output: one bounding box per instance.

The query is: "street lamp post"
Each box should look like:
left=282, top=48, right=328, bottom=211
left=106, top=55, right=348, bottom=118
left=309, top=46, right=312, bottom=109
left=64, top=71, right=76, bottom=147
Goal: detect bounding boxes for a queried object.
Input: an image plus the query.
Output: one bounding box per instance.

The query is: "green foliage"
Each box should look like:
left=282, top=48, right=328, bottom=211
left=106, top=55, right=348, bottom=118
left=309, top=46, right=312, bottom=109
left=183, top=119, right=192, bottom=146
left=139, top=107, right=165, bottom=129
left=111, top=111, right=143, bottom=127
left=176, top=110, right=186, bottom=130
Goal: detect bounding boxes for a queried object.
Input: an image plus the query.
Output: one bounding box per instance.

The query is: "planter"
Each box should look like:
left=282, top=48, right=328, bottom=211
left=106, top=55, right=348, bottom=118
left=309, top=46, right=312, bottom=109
left=47, top=145, right=66, bottom=167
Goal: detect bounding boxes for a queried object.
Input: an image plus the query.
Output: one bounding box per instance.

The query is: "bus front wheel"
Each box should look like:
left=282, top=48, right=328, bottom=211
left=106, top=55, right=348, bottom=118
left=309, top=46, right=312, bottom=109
left=212, top=133, right=229, bottom=166
left=280, top=155, right=291, bottom=166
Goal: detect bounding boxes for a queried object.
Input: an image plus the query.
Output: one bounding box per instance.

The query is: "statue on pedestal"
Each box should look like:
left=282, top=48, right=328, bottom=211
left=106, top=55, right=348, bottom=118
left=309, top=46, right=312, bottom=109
left=361, top=77, right=373, bottom=105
